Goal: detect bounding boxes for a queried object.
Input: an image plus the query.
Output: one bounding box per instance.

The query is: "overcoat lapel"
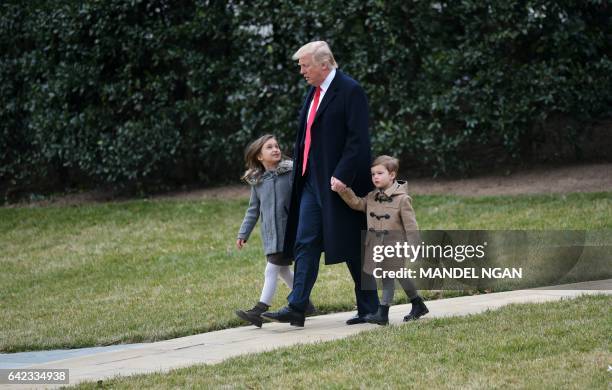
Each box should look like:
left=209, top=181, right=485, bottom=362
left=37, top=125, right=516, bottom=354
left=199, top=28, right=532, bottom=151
left=313, top=73, right=339, bottom=125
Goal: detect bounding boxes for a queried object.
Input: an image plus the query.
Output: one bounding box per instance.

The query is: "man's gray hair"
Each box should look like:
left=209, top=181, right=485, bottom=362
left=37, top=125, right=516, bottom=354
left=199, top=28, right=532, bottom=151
left=292, top=41, right=338, bottom=69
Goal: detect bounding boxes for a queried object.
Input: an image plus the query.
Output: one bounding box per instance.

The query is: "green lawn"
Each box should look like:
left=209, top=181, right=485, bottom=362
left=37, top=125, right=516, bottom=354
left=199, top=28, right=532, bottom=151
left=1, top=192, right=610, bottom=352
left=73, top=294, right=612, bottom=389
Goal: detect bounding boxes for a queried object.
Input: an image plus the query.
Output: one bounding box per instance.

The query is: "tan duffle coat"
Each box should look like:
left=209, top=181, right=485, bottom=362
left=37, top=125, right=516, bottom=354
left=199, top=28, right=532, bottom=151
left=339, top=180, right=421, bottom=275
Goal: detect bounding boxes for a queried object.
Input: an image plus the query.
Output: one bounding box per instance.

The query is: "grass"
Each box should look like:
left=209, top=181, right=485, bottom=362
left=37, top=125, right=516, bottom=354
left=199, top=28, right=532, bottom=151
left=1, top=192, right=611, bottom=352
left=72, top=294, right=612, bottom=389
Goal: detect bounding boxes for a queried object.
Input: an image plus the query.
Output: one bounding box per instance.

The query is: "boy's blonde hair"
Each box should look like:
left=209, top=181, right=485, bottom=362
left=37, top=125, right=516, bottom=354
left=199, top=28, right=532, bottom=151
left=372, top=155, right=399, bottom=174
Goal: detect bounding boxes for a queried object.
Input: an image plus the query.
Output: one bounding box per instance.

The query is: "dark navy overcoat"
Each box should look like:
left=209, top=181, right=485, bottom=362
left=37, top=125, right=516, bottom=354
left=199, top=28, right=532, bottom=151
left=283, top=70, right=373, bottom=265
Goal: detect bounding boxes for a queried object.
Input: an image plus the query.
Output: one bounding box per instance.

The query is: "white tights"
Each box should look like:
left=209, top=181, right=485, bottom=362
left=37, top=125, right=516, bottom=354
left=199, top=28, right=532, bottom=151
left=259, top=262, right=294, bottom=305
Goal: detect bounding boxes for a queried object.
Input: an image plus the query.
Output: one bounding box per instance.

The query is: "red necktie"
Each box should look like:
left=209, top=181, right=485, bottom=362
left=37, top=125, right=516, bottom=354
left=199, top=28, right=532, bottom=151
left=302, top=86, right=321, bottom=176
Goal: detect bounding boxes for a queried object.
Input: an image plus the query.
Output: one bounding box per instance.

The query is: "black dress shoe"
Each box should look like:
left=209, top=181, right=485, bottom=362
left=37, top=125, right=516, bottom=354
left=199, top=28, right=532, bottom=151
left=261, top=306, right=305, bottom=327
left=305, top=300, right=317, bottom=316
left=364, top=305, right=389, bottom=326
left=345, top=314, right=367, bottom=325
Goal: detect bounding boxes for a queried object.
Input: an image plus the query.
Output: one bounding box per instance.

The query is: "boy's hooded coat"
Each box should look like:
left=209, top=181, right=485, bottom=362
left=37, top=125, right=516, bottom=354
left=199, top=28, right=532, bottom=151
left=339, top=180, right=420, bottom=274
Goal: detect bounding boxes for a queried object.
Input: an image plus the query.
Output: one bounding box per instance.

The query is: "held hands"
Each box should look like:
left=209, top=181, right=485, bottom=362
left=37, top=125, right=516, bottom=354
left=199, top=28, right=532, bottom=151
left=236, top=239, right=247, bottom=250
left=330, top=176, right=347, bottom=192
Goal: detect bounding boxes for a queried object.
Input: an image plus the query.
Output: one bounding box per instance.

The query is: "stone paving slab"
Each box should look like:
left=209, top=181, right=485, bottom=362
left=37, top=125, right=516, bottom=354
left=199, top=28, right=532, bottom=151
left=1, top=279, right=610, bottom=389
left=0, top=345, right=149, bottom=370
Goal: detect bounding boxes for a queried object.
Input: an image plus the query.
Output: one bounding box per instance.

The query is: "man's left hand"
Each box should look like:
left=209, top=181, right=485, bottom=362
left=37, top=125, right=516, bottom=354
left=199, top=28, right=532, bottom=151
left=330, top=176, right=347, bottom=192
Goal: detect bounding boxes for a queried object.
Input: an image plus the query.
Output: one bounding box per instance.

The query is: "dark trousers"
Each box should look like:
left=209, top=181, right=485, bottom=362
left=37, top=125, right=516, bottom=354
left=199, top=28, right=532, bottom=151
left=288, top=174, right=379, bottom=315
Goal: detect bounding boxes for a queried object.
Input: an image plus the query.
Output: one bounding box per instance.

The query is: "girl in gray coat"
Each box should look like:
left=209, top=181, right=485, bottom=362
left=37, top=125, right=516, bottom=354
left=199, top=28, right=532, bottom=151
left=235, top=134, right=314, bottom=327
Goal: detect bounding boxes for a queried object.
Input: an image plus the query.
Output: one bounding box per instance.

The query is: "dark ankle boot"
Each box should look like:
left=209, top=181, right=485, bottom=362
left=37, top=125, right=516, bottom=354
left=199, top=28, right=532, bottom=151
left=236, top=301, right=269, bottom=328
left=365, top=305, right=389, bottom=325
left=403, top=296, right=429, bottom=321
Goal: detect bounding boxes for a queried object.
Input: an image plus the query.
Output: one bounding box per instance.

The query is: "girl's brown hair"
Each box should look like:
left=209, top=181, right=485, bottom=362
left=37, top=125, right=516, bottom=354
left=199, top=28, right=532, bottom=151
left=241, top=134, right=278, bottom=183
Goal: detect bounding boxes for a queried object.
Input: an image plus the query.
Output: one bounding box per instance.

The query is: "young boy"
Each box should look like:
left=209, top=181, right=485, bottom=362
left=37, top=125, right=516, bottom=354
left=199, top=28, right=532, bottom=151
left=334, top=155, right=428, bottom=325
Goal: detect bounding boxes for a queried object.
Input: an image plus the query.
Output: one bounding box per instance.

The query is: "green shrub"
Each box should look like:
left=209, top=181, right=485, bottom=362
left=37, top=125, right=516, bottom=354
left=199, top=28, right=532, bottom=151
left=1, top=1, right=611, bottom=198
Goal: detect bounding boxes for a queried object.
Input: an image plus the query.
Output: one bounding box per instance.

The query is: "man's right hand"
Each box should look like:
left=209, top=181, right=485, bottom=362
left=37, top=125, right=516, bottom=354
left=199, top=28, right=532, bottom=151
left=236, top=239, right=247, bottom=250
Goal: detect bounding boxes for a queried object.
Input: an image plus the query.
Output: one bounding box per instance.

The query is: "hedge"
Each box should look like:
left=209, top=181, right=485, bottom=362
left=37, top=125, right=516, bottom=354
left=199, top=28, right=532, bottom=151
left=1, top=0, right=611, bottom=199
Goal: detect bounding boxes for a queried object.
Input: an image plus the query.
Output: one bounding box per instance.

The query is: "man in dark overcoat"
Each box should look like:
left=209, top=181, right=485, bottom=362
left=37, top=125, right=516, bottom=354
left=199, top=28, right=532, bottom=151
left=263, top=41, right=379, bottom=326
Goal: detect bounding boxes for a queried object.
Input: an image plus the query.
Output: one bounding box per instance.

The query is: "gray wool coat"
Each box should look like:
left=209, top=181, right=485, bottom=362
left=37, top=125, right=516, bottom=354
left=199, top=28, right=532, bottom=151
left=237, top=160, right=293, bottom=256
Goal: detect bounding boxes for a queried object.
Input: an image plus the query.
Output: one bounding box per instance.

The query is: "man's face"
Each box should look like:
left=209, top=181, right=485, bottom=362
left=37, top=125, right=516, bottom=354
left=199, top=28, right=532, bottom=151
left=298, top=54, right=328, bottom=86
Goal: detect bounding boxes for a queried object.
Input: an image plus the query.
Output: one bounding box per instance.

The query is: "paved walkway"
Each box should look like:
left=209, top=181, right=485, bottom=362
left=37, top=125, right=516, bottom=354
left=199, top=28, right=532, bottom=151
left=1, top=279, right=610, bottom=389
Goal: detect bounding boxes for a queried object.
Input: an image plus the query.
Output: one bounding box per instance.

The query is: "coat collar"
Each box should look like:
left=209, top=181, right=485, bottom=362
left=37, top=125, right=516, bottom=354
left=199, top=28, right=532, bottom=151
left=313, top=69, right=339, bottom=123
left=320, top=68, right=336, bottom=93
left=245, top=160, right=293, bottom=185
left=375, top=180, right=408, bottom=202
